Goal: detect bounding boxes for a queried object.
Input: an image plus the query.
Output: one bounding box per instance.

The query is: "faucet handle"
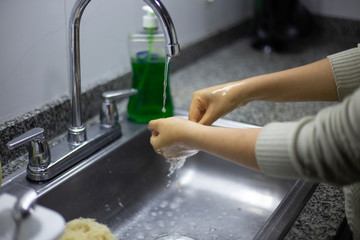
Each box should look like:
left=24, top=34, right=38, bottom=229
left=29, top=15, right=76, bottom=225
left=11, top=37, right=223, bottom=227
left=100, top=89, right=138, bottom=128
left=7, top=128, right=45, bottom=149
left=7, top=128, right=51, bottom=170
left=102, top=89, right=138, bottom=103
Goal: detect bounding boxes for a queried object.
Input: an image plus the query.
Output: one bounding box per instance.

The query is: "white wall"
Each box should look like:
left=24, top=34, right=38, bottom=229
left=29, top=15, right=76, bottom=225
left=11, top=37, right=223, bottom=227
left=0, top=0, right=252, bottom=124
left=302, top=0, right=360, bottom=21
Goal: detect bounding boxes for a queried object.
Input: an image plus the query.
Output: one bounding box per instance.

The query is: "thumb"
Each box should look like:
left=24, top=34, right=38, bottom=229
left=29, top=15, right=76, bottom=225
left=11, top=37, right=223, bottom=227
left=198, top=106, right=219, bottom=126
left=150, top=134, right=158, bottom=149
left=148, top=120, right=159, bottom=136
left=189, top=108, right=204, bottom=123
left=189, top=95, right=207, bottom=123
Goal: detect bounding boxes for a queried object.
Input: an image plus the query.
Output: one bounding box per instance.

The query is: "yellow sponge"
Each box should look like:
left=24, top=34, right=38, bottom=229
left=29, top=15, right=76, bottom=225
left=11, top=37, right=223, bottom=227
left=58, top=218, right=116, bottom=240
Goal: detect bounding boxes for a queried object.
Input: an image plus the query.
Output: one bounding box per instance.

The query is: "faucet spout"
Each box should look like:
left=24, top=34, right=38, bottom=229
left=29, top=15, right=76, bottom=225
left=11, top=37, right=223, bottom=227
left=143, top=0, right=180, bottom=57
left=67, top=0, right=91, bottom=145
left=67, top=0, right=180, bottom=145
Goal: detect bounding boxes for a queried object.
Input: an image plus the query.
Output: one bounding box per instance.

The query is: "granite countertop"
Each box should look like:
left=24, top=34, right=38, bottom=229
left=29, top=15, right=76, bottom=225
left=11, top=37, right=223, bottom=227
left=170, top=36, right=355, bottom=239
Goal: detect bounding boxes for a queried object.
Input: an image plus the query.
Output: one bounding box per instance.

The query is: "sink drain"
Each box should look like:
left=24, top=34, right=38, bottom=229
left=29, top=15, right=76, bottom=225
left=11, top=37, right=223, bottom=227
left=154, top=234, right=197, bottom=240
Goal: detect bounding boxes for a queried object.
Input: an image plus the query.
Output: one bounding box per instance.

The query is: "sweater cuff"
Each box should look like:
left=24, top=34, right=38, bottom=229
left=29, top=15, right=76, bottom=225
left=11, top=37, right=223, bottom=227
left=255, top=122, right=301, bottom=179
left=328, top=44, right=360, bottom=100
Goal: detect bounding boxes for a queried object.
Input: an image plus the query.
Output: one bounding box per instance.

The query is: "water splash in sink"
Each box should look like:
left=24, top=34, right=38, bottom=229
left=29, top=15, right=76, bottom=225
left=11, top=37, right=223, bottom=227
left=158, top=143, right=198, bottom=187
left=167, top=157, right=186, bottom=177
left=158, top=144, right=198, bottom=176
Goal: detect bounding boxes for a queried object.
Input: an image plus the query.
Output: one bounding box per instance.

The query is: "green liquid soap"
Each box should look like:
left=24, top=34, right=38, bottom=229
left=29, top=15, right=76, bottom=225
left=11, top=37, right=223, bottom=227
left=127, top=55, right=173, bottom=123
left=127, top=6, right=173, bottom=123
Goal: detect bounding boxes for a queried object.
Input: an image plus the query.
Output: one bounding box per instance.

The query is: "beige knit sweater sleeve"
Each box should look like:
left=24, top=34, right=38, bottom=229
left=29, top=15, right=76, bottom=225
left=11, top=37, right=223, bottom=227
left=255, top=44, right=360, bottom=185
left=255, top=44, right=360, bottom=239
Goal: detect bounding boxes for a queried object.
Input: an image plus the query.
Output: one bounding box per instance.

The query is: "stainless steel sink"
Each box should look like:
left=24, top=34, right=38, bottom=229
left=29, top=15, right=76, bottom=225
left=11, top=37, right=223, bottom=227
left=1, top=116, right=316, bottom=240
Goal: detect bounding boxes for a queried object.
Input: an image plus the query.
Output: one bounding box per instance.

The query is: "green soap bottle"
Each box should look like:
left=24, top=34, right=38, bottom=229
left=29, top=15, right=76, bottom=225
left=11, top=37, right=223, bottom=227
left=127, top=6, right=173, bottom=123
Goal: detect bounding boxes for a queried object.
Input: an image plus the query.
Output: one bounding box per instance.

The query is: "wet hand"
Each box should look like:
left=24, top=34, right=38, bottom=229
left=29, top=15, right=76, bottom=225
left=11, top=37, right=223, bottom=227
left=148, top=117, right=199, bottom=160
left=189, top=82, right=246, bottom=125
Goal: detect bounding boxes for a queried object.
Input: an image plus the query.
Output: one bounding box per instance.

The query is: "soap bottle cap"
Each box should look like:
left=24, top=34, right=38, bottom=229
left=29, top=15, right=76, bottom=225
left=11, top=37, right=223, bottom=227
left=142, top=5, right=158, bottom=29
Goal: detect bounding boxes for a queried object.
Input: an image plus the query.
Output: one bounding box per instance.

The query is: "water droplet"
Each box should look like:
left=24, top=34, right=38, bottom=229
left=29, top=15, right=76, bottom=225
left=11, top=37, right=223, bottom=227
left=158, top=220, right=165, bottom=228
left=136, top=233, right=145, bottom=239
left=169, top=198, right=183, bottom=210
left=159, top=200, right=168, bottom=208
left=170, top=202, right=180, bottom=210
left=104, top=204, right=111, bottom=212
left=144, top=223, right=152, bottom=230
left=209, top=227, right=217, bottom=232
left=190, top=223, right=197, bottom=230
left=175, top=197, right=183, bottom=202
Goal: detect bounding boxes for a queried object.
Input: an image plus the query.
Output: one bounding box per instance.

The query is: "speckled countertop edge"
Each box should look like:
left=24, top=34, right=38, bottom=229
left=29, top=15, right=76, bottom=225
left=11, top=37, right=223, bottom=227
left=1, top=15, right=359, bottom=239
left=285, top=184, right=345, bottom=240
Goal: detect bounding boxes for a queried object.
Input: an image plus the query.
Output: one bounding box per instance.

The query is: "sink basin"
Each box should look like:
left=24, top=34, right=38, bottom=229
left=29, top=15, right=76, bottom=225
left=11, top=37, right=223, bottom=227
left=1, top=116, right=316, bottom=240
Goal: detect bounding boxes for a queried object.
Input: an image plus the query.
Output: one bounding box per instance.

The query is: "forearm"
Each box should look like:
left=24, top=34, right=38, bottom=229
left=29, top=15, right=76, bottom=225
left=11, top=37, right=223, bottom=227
left=230, top=58, right=338, bottom=105
left=183, top=124, right=262, bottom=170
left=188, top=58, right=339, bottom=126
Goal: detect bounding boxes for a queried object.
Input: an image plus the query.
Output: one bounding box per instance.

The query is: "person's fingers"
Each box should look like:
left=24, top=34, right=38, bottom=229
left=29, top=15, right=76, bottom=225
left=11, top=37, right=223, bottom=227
left=148, top=120, right=156, bottom=130
left=150, top=134, right=157, bottom=147
left=149, top=121, right=160, bottom=152
left=188, top=107, right=200, bottom=122
left=198, top=105, right=219, bottom=126
left=189, top=95, right=207, bottom=122
left=150, top=133, right=162, bottom=152
left=148, top=120, right=160, bottom=136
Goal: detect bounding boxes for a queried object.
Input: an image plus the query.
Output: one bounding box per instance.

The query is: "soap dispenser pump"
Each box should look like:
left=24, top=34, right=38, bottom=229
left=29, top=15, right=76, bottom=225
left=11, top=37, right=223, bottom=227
left=127, top=5, right=174, bottom=123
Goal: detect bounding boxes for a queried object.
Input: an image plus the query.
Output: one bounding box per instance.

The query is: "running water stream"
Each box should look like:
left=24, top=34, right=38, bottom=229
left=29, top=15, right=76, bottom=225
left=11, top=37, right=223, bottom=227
left=161, top=56, right=199, bottom=185
left=162, top=55, right=171, bottom=114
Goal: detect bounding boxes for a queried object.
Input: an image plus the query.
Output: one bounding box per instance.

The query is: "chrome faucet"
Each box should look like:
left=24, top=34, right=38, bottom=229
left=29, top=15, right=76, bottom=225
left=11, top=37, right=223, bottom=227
left=68, top=0, right=180, bottom=144
left=6, top=0, right=180, bottom=182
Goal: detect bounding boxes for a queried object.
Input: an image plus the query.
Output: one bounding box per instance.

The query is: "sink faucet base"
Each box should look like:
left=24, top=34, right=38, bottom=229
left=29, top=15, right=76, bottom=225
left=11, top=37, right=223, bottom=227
left=27, top=124, right=122, bottom=182
left=68, top=125, right=87, bottom=145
